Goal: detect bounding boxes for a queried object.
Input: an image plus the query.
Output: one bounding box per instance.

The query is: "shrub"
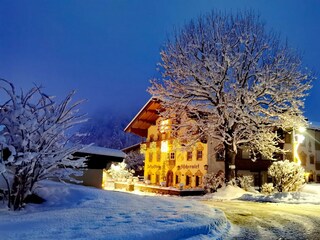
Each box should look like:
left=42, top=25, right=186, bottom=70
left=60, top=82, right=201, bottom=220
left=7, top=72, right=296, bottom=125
left=261, top=183, right=275, bottom=195
left=107, top=161, right=134, bottom=182
left=268, top=160, right=305, bottom=192
left=228, top=175, right=253, bottom=191
left=203, top=170, right=225, bottom=193
left=238, top=175, right=254, bottom=191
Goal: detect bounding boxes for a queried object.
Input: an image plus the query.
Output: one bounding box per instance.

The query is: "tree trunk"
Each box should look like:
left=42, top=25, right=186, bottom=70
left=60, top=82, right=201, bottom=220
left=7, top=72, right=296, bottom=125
left=224, top=143, right=236, bottom=182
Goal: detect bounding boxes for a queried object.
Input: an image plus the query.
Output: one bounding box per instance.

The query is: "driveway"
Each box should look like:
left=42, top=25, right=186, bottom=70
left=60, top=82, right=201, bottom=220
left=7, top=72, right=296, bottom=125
left=202, top=200, right=320, bottom=239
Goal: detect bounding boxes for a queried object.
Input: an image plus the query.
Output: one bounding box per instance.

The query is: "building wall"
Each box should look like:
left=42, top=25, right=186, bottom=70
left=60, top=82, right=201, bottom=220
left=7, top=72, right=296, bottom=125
left=81, top=169, right=103, bottom=188
left=284, top=129, right=320, bottom=182
left=142, top=118, right=223, bottom=189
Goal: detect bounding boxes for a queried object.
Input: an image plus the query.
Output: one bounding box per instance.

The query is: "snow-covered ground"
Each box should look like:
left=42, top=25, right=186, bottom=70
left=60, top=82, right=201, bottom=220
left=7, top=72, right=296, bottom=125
left=0, top=181, right=231, bottom=240
left=1, top=182, right=320, bottom=240
left=200, top=183, right=320, bottom=239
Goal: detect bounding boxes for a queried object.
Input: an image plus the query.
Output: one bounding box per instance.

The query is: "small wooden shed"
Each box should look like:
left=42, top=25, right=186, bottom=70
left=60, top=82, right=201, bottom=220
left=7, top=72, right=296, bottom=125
left=74, top=145, right=126, bottom=188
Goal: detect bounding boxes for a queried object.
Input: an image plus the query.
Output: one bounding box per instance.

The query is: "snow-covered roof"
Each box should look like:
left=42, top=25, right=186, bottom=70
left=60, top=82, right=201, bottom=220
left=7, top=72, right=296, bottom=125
left=77, top=145, right=126, bottom=158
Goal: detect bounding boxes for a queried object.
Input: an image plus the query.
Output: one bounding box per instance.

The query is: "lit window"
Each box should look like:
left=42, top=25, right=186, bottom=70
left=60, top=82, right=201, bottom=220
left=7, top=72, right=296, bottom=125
left=187, top=151, right=192, bottom=161
left=197, top=150, right=202, bottom=161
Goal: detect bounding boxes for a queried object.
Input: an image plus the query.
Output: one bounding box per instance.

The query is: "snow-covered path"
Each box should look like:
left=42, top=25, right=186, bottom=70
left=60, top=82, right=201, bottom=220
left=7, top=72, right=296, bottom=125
left=203, top=200, right=320, bottom=239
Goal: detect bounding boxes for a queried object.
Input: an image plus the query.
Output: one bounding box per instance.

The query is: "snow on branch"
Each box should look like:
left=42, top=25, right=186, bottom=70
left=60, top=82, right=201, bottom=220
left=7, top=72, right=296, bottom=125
left=149, top=11, right=313, bottom=180
left=0, top=79, right=87, bottom=210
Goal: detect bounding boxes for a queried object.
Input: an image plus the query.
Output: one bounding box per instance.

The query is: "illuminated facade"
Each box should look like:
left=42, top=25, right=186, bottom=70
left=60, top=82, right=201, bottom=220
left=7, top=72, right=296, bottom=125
left=283, top=126, right=320, bottom=182
left=125, top=99, right=224, bottom=189
left=125, top=99, right=320, bottom=188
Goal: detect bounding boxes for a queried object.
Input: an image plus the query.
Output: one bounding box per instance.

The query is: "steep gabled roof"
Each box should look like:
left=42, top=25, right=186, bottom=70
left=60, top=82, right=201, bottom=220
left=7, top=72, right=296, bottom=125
left=124, top=98, right=162, bottom=137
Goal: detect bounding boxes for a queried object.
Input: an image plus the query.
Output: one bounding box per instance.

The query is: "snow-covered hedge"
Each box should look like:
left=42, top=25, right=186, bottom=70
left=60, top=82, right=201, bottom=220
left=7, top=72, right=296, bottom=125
left=267, top=160, right=305, bottom=193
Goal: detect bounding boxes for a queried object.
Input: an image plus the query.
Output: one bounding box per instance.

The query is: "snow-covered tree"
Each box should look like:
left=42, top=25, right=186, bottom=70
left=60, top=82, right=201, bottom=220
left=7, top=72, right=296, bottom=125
left=0, top=79, right=86, bottom=210
left=268, top=160, right=305, bottom=192
left=125, top=150, right=144, bottom=175
left=149, top=11, right=312, bottom=180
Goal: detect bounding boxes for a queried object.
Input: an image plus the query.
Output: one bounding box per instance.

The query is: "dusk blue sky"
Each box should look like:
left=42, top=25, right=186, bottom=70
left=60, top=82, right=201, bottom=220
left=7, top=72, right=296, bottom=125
left=0, top=1, right=319, bottom=121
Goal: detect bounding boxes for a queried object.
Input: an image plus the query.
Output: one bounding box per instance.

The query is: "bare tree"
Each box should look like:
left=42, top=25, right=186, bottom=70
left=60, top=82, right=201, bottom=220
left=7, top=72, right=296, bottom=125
left=149, top=11, right=312, bottom=181
left=0, top=79, right=86, bottom=210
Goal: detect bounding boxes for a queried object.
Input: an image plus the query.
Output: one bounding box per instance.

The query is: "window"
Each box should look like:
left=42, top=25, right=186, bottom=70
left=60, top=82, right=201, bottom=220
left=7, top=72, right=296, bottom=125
left=195, top=170, right=203, bottom=187
left=170, top=152, right=175, bottom=160
left=197, top=150, right=203, bottom=161
left=216, top=149, right=224, bottom=161
left=156, top=174, right=160, bottom=184
left=175, top=173, right=181, bottom=184
left=242, top=149, right=250, bottom=159
left=310, top=155, right=315, bottom=164
left=157, top=151, right=161, bottom=162
left=195, top=176, right=201, bottom=187
left=316, top=132, right=320, bottom=150
left=187, top=151, right=193, bottom=161
left=300, top=151, right=307, bottom=166
left=186, top=175, right=191, bottom=186
left=149, top=152, right=153, bottom=162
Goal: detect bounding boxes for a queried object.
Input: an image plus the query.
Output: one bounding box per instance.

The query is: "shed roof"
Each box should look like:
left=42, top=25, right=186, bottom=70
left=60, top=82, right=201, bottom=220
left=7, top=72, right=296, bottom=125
left=124, top=98, right=161, bottom=137
left=77, top=145, right=126, bottom=158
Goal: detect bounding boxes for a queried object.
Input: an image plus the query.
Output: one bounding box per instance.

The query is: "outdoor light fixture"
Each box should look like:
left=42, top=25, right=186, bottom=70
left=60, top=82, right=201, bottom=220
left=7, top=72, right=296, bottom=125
left=161, top=140, right=169, bottom=153
left=293, top=126, right=306, bottom=165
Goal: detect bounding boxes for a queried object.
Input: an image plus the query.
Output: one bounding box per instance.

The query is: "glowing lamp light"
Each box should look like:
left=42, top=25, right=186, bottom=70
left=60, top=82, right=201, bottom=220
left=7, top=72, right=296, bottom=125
left=161, top=140, right=169, bottom=153
left=293, top=126, right=306, bottom=165
left=296, top=134, right=305, bottom=144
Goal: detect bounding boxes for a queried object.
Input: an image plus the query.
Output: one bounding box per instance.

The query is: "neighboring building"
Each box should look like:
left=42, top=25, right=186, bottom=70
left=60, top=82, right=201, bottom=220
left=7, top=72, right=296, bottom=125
left=74, top=145, right=126, bottom=188
left=283, top=124, right=320, bottom=183
left=125, top=99, right=320, bottom=189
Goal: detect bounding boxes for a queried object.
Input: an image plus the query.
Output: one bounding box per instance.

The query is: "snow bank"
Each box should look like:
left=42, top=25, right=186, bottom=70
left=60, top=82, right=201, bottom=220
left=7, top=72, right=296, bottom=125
left=0, top=181, right=231, bottom=240
left=197, top=185, right=254, bottom=201
left=238, top=183, right=320, bottom=204
left=198, top=183, right=320, bottom=205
